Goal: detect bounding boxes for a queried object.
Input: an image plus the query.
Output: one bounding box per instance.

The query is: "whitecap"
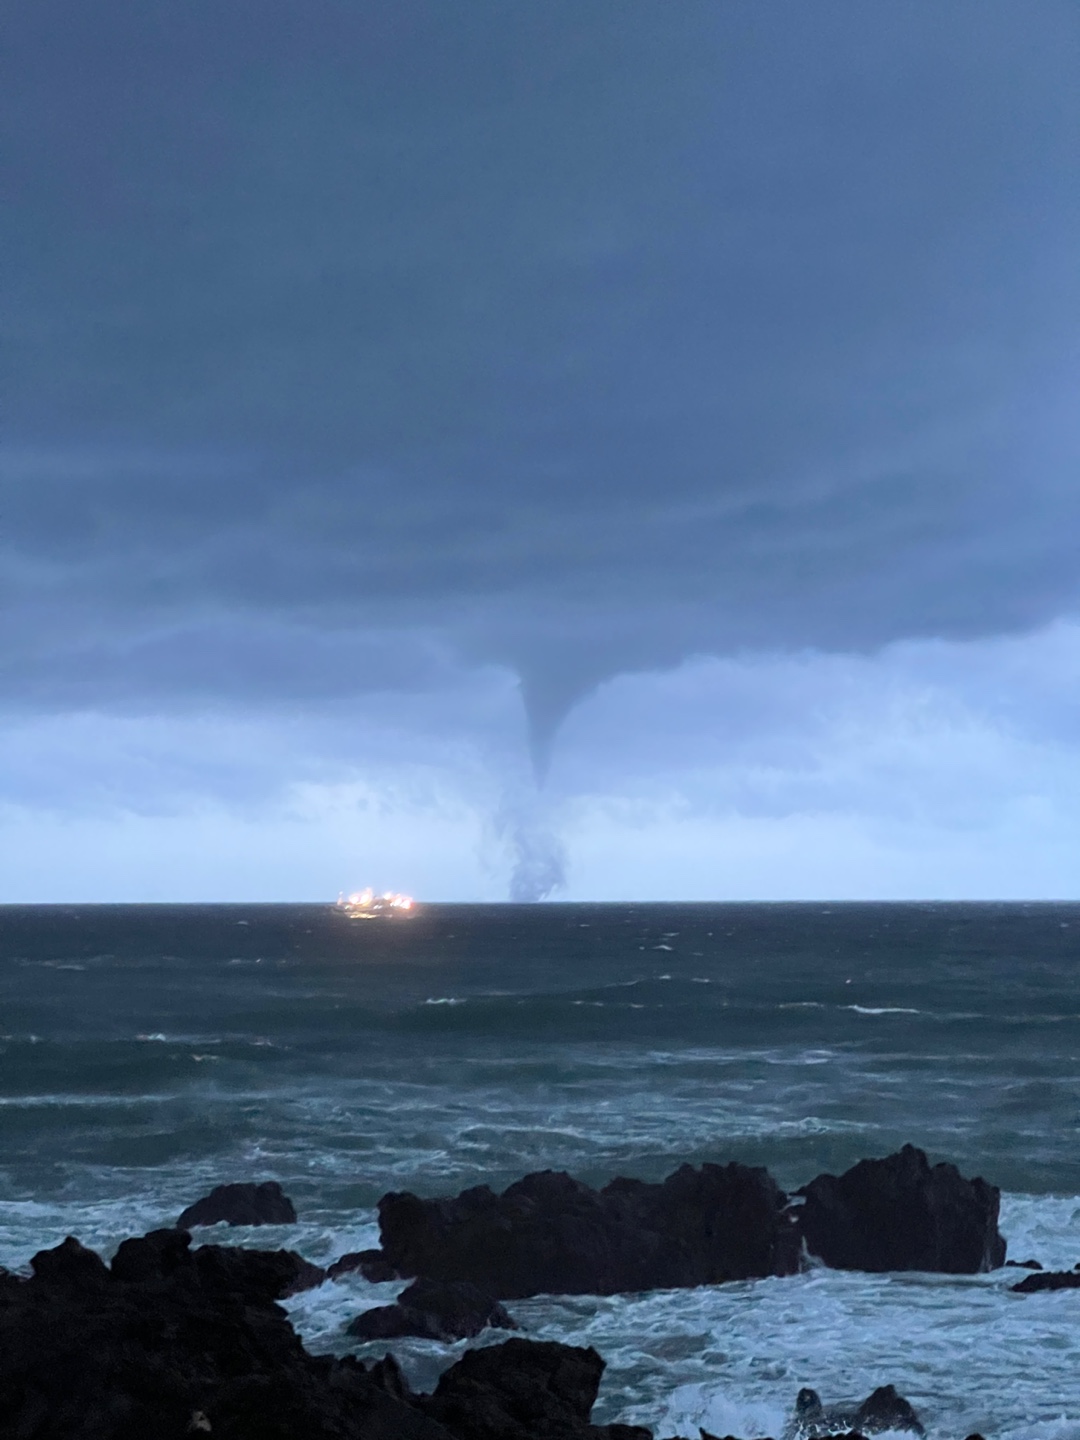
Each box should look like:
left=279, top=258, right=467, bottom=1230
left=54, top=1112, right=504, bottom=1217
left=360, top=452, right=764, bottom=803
left=844, top=1005, right=921, bottom=1015
left=999, top=1192, right=1080, bottom=1272
left=660, top=1382, right=787, bottom=1440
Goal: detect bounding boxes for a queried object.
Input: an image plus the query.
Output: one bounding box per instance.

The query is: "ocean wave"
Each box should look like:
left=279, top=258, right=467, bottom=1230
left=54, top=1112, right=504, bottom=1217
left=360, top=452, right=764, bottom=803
left=844, top=1006, right=922, bottom=1016
left=0, top=1094, right=171, bottom=1109
left=279, top=1248, right=1080, bottom=1437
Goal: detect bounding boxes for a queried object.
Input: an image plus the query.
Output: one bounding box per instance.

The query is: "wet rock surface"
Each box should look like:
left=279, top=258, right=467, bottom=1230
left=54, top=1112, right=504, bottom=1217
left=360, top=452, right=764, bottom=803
left=1, top=1231, right=429, bottom=1438
left=177, top=1179, right=298, bottom=1228
left=367, top=1147, right=1005, bottom=1296
left=421, top=1338, right=651, bottom=1440
left=0, top=1148, right=1008, bottom=1436
left=781, top=1384, right=925, bottom=1439
left=796, top=1145, right=1006, bottom=1273
left=328, top=1247, right=401, bottom=1282
left=1009, top=1266, right=1080, bottom=1291
left=0, top=1232, right=650, bottom=1439
left=694, top=1383, right=923, bottom=1440
left=375, top=1162, right=801, bottom=1298
left=347, top=1277, right=519, bottom=1342
left=115, top=1225, right=326, bottom=1295
left=850, top=1385, right=925, bottom=1435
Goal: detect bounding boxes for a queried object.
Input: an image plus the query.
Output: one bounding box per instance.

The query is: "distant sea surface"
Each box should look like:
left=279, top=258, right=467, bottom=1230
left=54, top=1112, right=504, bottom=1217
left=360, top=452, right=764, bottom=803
left=3, top=901, right=1080, bottom=1439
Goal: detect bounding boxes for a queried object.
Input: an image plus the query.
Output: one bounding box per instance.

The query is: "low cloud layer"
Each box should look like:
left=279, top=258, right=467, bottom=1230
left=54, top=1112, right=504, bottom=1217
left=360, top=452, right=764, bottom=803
left=3, top=2, right=1079, bottom=896
left=3, top=624, right=1080, bottom=901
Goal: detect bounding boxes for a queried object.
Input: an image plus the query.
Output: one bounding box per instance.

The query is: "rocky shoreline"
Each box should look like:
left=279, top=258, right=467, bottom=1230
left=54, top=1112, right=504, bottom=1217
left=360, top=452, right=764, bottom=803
left=354, top=1143, right=1004, bottom=1299
left=0, top=1147, right=1020, bottom=1438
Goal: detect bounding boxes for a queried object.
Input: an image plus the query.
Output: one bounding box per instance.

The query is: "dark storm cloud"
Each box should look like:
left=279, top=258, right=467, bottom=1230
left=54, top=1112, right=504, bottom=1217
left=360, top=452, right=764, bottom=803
left=4, top=1, right=1079, bottom=750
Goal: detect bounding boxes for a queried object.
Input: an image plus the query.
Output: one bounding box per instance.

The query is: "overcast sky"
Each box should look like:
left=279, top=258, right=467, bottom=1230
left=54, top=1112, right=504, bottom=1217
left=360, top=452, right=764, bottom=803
left=4, top=1, right=1079, bottom=901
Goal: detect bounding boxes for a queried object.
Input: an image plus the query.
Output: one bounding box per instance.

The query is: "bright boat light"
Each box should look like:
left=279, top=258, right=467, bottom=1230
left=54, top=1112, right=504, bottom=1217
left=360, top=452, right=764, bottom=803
left=335, top=888, right=416, bottom=919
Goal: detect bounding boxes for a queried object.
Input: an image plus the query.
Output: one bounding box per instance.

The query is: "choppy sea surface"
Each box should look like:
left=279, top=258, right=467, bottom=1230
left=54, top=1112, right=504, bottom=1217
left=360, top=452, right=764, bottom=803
left=2, top=901, right=1080, bottom=1438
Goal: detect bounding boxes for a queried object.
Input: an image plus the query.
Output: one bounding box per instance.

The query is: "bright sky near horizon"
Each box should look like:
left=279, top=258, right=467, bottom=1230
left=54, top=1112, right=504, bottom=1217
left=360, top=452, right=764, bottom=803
left=4, top=1, right=1079, bottom=901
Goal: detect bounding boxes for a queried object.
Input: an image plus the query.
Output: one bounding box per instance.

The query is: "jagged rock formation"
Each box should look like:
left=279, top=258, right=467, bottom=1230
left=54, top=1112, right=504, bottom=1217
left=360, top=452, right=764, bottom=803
left=796, top=1145, right=1005, bottom=1273
left=1010, top=1267, right=1080, bottom=1292
left=177, top=1179, right=298, bottom=1227
left=421, top=1339, right=651, bottom=1440
left=365, top=1147, right=1004, bottom=1296
left=374, top=1163, right=801, bottom=1298
left=347, top=1277, right=518, bottom=1342
left=787, top=1383, right=924, bottom=1436
left=114, top=1226, right=324, bottom=1294
left=0, top=1230, right=648, bottom=1439
left=328, top=1248, right=400, bottom=1282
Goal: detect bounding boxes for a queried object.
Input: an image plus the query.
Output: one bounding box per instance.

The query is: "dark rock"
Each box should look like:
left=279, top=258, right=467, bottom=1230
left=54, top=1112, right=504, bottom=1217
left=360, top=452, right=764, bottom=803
left=0, top=1232, right=449, bottom=1438
left=1010, top=1267, right=1080, bottom=1292
left=1005, top=1257, right=1042, bottom=1269
left=375, top=1162, right=800, bottom=1299
left=177, top=1179, right=297, bottom=1227
left=366, top=1352, right=413, bottom=1404
left=421, top=1337, right=649, bottom=1440
left=192, top=1242, right=326, bottom=1298
left=111, top=1226, right=194, bottom=1282
left=347, top=1277, right=518, bottom=1342
left=792, top=1386, right=831, bottom=1432
left=30, top=1235, right=112, bottom=1288
left=0, top=1232, right=651, bottom=1438
left=327, top=1246, right=401, bottom=1282
left=852, top=1385, right=924, bottom=1435
left=112, top=1228, right=324, bottom=1298
left=790, top=1388, right=862, bottom=1437
left=788, top=1384, right=921, bottom=1437
left=797, top=1144, right=1006, bottom=1273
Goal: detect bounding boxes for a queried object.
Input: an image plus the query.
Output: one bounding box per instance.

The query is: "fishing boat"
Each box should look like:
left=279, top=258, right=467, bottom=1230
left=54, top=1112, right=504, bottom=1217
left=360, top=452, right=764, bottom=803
left=336, top=888, right=415, bottom=919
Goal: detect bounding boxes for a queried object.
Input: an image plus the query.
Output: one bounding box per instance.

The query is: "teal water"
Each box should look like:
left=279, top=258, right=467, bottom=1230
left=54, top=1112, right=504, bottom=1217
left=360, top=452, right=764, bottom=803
left=2, top=901, right=1080, bottom=1437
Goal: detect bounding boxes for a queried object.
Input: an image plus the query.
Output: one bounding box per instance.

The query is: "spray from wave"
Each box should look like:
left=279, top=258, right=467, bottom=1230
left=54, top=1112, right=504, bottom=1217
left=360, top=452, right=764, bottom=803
left=491, top=793, right=566, bottom=902
left=507, top=815, right=566, bottom=902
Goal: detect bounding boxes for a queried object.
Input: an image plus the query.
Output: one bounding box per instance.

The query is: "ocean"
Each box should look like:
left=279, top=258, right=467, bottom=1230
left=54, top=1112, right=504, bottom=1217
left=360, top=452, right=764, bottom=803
left=2, top=901, right=1079, bottom=1438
